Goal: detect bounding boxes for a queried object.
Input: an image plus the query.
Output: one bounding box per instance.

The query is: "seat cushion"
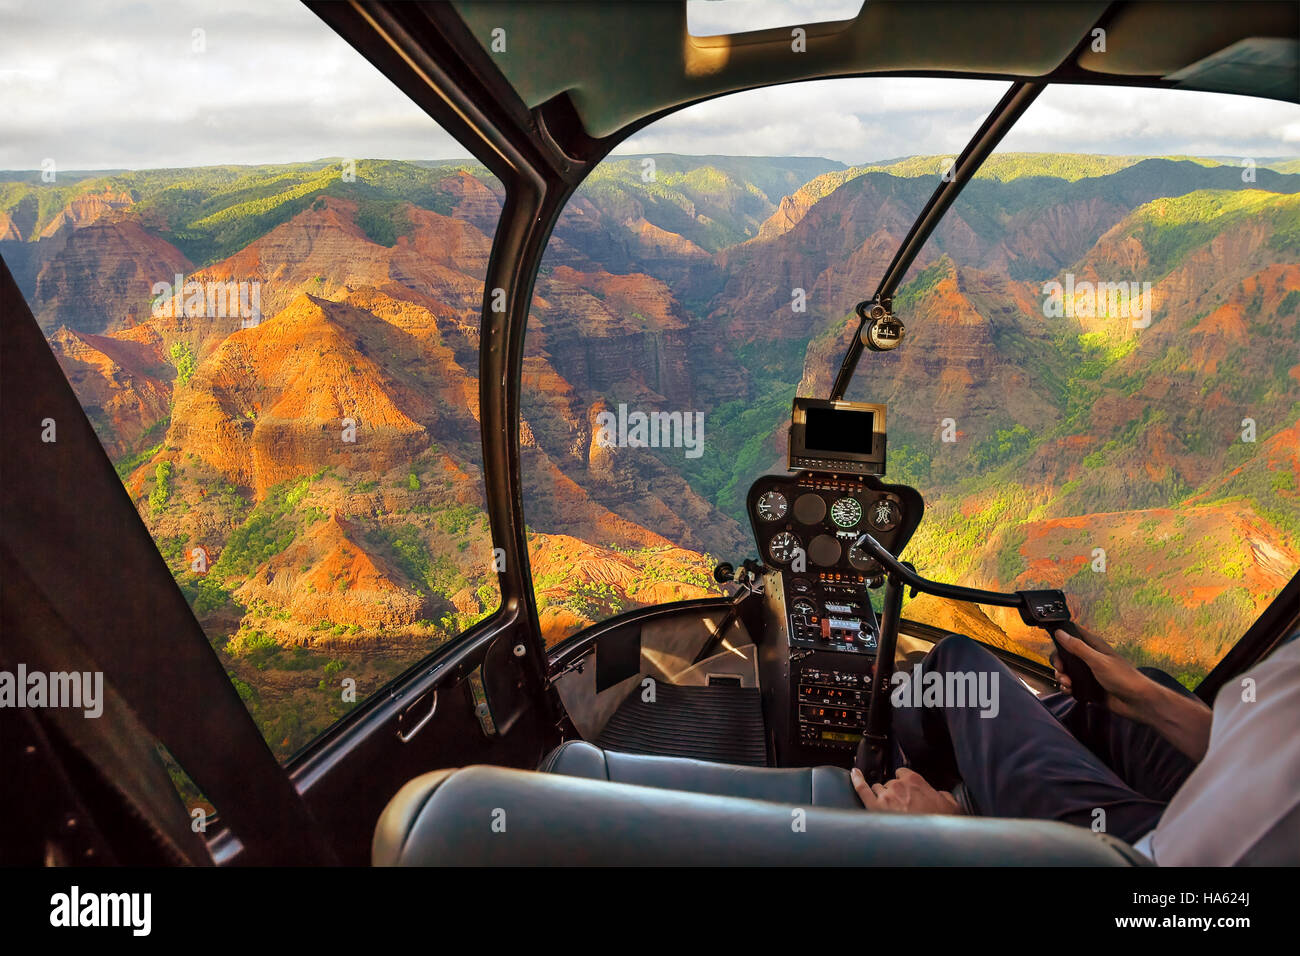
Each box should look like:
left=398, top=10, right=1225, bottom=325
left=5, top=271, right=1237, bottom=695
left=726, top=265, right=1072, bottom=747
left=540, top=739, right=862, bottom=809
left=373, top=764, right=1149, bottom=866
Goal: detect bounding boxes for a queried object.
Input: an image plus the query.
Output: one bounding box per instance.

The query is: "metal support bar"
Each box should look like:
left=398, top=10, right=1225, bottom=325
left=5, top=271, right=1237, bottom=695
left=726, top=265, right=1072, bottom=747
left=856, top=573, right=904, bottom=784
left=852, top=533, right=1023, bottom=608
left=692, top=585, right=753, bottom=665
left=830, top=81, right=1044, bottom=400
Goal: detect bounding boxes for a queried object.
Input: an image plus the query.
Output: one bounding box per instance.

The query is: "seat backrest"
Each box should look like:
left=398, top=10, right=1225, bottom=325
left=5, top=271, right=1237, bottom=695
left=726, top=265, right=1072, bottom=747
left=374, top=765, right=1149, bottom=866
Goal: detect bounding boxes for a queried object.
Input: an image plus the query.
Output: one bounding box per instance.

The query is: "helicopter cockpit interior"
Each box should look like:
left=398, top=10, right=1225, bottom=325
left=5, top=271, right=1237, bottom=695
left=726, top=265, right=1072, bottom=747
left=382, top=398, right=1132, bottom=867
left=3, top=0, right=1299, bottom=878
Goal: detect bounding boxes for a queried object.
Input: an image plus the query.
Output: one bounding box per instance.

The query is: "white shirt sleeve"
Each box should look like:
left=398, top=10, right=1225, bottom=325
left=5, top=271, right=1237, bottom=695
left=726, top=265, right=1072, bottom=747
left=1145, top=636, right=1300, bottom=866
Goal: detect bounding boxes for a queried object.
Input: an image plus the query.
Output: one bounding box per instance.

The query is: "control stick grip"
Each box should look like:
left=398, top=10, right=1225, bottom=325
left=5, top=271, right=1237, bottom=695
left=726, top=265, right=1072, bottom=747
left=1049, top=621, right=1107, bottom=705
left=852, top=539, right=1110, bottom=706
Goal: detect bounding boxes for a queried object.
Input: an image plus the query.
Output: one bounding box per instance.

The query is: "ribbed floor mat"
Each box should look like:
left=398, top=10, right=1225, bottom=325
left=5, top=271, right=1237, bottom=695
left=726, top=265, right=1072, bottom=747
left=596, top=682, right=768, bottom=766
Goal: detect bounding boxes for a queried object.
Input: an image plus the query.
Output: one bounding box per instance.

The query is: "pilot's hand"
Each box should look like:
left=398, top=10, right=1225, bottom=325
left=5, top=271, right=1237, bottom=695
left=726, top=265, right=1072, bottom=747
left=851, top=766, right=962, bottom=815
left=1053, top=624, right=1151, bottom=722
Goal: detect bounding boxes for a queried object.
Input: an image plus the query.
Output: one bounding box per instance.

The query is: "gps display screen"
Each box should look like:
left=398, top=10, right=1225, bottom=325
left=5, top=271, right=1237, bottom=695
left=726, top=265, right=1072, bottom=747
left=803, top=407, right=875, bottom=455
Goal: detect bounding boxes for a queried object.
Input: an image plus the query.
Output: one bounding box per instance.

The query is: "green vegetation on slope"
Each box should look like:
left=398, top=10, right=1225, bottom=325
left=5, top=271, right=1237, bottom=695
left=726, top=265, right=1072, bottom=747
left=1123, top=189, right=1300, bottom=275
left=0, top=159, right=497, bottom=265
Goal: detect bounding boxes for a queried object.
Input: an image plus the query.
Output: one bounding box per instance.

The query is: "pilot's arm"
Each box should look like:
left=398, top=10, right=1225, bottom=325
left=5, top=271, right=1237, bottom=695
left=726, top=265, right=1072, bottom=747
left=1054, top=626, right=1213, bottom=761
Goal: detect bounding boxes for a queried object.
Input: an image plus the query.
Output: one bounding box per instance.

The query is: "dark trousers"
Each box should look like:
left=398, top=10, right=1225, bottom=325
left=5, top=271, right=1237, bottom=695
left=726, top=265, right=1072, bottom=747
left=890, top=635, right=1198, bottom=844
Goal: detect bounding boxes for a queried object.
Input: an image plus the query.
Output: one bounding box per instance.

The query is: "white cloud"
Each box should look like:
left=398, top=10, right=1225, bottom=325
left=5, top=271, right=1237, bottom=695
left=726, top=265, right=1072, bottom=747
left=999, top=85, right=1300, bottom=159
left=618, top=78, right=1300, bottom=165
left=0, top=0, right=468, bottom=170
left=1, top=0, right=1296, bottom=171
left=616, top=78, right=1013, bottom=163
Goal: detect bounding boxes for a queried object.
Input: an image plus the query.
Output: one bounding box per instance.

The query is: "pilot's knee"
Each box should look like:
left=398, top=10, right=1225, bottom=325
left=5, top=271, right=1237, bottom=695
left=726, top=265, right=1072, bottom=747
left=926, top=633, right=992, bottom=668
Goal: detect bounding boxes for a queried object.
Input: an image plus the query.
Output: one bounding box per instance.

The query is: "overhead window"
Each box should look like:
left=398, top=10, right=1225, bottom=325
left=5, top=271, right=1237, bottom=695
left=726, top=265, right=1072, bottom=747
left=687, top=0, right=865, bottom=37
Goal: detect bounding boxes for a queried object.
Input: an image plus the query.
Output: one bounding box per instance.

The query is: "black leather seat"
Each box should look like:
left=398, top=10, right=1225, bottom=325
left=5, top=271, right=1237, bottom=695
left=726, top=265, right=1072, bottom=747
left=372, top=764, right=1148, bottom=865
left=540, top=739, right=862, bottom=808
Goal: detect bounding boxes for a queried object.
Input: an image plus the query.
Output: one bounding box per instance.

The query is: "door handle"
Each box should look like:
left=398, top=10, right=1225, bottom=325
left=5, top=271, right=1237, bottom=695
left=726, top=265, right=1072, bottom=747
left=396, top=689, right=438, bottom=743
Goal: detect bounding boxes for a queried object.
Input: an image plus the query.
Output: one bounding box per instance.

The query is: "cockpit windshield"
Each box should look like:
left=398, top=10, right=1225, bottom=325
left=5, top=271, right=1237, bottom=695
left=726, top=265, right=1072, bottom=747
left=522, top=78, right=1300, bottom=689
left=520, top=77, right=1013, bottom=644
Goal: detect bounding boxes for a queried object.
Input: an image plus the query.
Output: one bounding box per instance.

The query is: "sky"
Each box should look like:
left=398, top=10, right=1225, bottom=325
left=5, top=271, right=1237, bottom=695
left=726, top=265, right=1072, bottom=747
left=686, top=0, right=866, bottom=36
left=2, top=0, right=1298, bottom=172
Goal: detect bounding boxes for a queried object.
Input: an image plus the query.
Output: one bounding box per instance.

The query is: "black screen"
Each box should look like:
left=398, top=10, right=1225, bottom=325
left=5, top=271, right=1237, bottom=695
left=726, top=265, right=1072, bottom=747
left=804, top=407, right=874, bottom=455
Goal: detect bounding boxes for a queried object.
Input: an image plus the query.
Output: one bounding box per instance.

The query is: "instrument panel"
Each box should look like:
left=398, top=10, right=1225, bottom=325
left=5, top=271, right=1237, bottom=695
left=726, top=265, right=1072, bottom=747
left=746, top=472, right=922, bottom=582
left=748, top=470, right=924, bottom=761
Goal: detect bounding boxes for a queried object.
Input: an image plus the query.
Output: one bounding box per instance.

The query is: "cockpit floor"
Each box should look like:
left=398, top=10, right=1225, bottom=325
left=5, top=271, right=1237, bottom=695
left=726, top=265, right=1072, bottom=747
left=596, top=682, right=768, bottom=766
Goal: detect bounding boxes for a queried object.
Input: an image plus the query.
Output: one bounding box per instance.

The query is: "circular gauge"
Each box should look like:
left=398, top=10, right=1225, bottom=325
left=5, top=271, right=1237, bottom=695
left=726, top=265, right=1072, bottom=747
left=755, top=490, right=788, bottom=521
left=789, top=577, right=814, bottom=595
left=791, top=598, right=817, bottom=617
left=768, top=531, right=803, bottom=565
left=848, top=541, right=880, bottom=573
left=830, top=496, right=863, bottom=529
left=808, top=534, right=842, bottom=567
left=793, top=493, right=827, bottom=525
left=868, top=497, right=902, bottom=532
